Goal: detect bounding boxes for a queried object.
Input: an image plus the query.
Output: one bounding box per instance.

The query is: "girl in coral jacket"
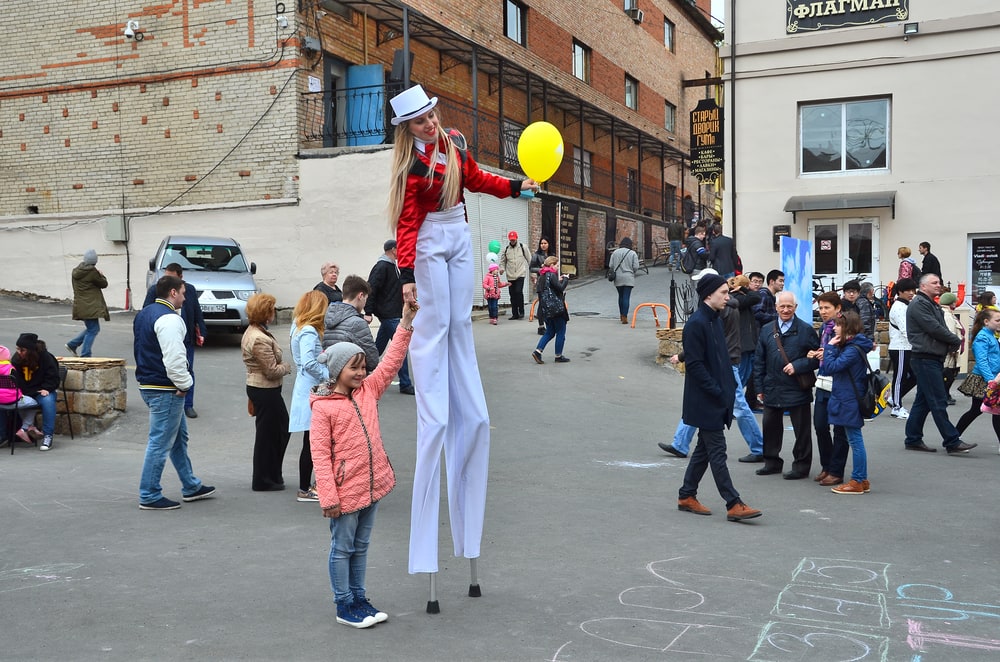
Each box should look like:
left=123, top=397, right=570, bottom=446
left=309, top=301, right=417, bottom=629
left=386, top=84, right=538, bottom=580
left=482, top=263, right=509, bottom=325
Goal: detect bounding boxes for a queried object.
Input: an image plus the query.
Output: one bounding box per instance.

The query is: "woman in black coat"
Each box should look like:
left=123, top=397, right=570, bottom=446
left=10, top=333, right=60, bottom=450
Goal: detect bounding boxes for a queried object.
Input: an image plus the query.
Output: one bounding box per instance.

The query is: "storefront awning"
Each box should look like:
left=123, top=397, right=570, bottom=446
left=783, top=191, right=896, bottom=221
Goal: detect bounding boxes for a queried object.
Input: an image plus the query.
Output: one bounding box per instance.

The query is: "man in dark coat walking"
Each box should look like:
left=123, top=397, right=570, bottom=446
left=708, top=223, right=739, bottom=278
left=676, top=272, right=762, bottom=522
left=918, top=242, right=942, bottom=280
left=753, top=291, right=820, bottom=479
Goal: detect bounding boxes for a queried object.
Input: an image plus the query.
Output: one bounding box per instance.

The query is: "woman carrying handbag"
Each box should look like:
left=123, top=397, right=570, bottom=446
left=956, top=308, right=1000, bottom=450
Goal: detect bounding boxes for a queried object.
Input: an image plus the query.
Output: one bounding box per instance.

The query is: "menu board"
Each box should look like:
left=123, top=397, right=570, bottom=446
left=559, top=202, right=578, bottom=276
left=972, top=237, right=1000, bottom=288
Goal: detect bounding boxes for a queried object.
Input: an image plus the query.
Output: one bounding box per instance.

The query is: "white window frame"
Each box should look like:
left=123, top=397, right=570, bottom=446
left=664, top=101, right=676, bottom=133
left=573, top=147, right=592, bottom=188
left=572, top=40, right=591, bottom=83
left=664, top=17, right=675, bottom=52
left=625, top=75, right=638, bottom=111
left=800, top=98, right=891, bottom=176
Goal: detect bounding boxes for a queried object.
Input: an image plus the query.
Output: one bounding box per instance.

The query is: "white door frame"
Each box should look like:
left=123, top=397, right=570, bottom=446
left=807, top=217, right=880, bottom=288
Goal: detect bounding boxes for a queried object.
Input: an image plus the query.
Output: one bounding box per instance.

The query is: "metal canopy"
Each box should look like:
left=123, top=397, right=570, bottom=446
left=335, top=0, right=688, bottom=162
left=783, top=191, right=896, bottom=220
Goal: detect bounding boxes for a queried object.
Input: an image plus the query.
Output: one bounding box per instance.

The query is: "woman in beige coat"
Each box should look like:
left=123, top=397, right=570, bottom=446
left=242, top=293, right=292, bottom=491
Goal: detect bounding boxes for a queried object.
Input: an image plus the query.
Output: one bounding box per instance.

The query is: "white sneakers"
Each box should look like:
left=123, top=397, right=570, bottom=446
left=890, top=406, right=910, bottom=420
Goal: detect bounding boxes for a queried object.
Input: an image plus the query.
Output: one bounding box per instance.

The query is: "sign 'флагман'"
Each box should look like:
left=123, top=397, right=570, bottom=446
left=786, top=0, right=909, bottom=33
left=689, top=98, right=723, bottom=184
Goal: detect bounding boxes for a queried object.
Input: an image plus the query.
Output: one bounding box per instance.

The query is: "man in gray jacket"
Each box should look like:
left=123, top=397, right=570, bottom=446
left=322, top=275, right=379, bottom=372
left=903, top=274, right=977, bottom=454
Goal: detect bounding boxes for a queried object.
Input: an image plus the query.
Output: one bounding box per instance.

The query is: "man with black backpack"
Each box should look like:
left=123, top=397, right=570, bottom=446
left=499, top=231, right=531, bottom=320
left=681, top=224, right=709, bottom=274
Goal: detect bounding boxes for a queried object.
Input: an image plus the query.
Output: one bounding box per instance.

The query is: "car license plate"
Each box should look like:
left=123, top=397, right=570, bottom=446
left=201, top=304, right=226, bottom=313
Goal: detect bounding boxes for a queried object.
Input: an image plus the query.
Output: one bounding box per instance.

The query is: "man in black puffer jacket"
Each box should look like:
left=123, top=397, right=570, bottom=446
left=753, top=291, right=820, bottom=479
left=903, top=274, right=976, bottom=454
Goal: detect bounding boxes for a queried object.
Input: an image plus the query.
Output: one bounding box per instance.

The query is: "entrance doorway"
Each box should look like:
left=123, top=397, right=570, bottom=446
left=808, top=218, right=880, bottom=290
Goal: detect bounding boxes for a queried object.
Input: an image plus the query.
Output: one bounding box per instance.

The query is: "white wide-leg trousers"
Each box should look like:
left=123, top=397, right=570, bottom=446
left=408, top=212, right=491, bottom=574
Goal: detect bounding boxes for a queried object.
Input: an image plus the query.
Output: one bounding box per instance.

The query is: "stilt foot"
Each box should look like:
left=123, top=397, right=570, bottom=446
left=426, top=600, right=440, bottom=614
left=468, top=584, right=482, bottom=598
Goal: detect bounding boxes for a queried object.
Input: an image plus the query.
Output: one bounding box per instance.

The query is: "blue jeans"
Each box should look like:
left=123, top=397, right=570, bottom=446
left=138, top=389, right=202, bottom=504
left=738, top=351, right=754, bottom=387
left=673, top=367, right=762, bottom=455
left=536, top=316, right=567, bottom=356
left=67, top=319, right=101, bottom=357
left=18, top=391, right=56, bottom=436
left=844, top=426, right=867, bottom=481
left=904, top=356, right=961, bottom=449
left=374, top=317, right=411, bottom=389
left=486, top=299, right=499, bottom=319
left=678, top=428, right=741, bottom=508
left=329, top=502, right=379, bottom=605
left=669, top=240, right=682, bottom=269
left=616, top=286, right=633, bottom=317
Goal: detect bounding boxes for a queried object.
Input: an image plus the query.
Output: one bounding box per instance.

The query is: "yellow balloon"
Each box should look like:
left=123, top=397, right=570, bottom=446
left=517, top=121, right=564, bottom=183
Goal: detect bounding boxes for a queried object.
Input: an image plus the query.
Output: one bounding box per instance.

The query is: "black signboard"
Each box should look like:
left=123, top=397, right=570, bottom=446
left=786, top=0, right=909, bottom=33
left=773, top=225, right=792, bottom=252
left=690, top=98, right=723, bottom=183
left=972, top=237, right=1000, bottom=289
left=559, top=202, right=579, bottom=276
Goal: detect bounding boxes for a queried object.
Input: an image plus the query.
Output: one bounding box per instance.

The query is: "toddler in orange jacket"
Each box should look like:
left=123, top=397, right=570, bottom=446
left=310, top=301, right=417, bottom=629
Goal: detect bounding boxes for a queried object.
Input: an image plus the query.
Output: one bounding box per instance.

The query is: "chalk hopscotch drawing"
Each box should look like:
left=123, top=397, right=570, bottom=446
left=0, top=563, right=85, bottom=593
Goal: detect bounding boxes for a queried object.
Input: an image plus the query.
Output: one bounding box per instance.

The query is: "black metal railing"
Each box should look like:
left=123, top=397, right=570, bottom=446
left=300, top=83, right=717, bottom=223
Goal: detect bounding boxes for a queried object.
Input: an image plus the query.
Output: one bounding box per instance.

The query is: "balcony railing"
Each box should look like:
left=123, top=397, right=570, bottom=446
left=299, top=84, right=716, bottom=223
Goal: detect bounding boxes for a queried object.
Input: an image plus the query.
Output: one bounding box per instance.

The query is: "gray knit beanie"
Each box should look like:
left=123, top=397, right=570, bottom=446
left=318, top=342, right=364, bottom=380
left=83, top=249, right=98, bottom=265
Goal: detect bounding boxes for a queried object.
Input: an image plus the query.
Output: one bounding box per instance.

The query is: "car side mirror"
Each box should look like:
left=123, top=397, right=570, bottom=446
left=250, top=262, right=257, bottom=275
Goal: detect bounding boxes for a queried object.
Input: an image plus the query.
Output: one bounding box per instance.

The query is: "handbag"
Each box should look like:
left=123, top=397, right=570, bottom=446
left=981, top=375, right=1000, bottom=414
left=773, top=328, right=817, bottom=391
left=847, top=346, right=892, bottom=419
left=957, top=372, right=987, bottom=399
left=538, top=274, right=566, bottom=318
left=607, top=250, right=627, bottom=281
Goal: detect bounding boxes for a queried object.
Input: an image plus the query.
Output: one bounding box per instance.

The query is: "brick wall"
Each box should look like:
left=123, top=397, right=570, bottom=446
left=1, top=1, right=301, bottom=217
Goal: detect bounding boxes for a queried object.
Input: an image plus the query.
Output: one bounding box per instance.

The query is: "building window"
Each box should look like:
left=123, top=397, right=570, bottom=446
left=664, top=101, right=676, bottom=133
left=625, top=75, right=638, bottom=111
left=624, top=0, right=637, bottom=9
left=664, top=17, right=675, bottom=52
left=319, top=0, right=353, bottom=21
left=572, top=40, right=591, bottom=83
left=573, top=147, right=592, bottom=188
left=800, top=98, right=890, bottom=174
left=504, top=0, right=527, bottom=46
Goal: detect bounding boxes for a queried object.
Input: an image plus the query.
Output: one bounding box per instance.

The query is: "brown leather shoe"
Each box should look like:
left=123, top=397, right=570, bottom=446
left=620, top=314, right=628, bottom=324
left=831, top=479, right=866, bottom=494
left=814, top=471, right=829, bottom=482
left=677, top=497, right=712, bottom=516
left=862, top=479, right=871, bottom=493
left=726, top=501, right=762, bottom=521
left=819, top=475, right=842, bottom=486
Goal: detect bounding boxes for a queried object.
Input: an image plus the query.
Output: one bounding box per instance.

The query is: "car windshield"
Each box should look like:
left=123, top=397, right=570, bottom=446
left=163, top=243, right=248, bottom=273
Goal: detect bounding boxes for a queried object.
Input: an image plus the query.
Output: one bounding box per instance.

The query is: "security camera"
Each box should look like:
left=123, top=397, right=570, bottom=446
left=276, top=15, right=289, bottom=29
left=124, top=20, right=139, bottom=39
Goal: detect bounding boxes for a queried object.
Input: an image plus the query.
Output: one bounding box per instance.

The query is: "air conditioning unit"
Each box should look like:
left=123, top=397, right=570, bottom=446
left=626, top=8, right=644, bottom=24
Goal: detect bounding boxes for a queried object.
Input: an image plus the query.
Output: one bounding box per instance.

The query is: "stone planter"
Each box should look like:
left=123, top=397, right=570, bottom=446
left=55, top=358, right=127, bottom=436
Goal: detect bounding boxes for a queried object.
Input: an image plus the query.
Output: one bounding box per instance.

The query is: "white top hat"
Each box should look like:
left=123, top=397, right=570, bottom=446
left=389, top=85, right=438, bottom=126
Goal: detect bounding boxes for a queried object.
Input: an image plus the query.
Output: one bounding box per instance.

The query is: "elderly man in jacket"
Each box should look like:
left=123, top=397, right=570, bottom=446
left=675, top=272, right=762, bottom=522
left=903, top=274, right=977, bottom=453
left=753, top=291, right=820, bottom=479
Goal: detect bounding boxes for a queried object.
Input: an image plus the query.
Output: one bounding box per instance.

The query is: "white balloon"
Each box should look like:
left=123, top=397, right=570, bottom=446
left=486, top=252, right=499, bottom=264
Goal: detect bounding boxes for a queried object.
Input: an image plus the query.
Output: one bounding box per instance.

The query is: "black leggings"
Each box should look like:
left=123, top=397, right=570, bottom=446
left=955, top=396, right=1000, bottom=442
left=299, top=431, right=314, bottom=491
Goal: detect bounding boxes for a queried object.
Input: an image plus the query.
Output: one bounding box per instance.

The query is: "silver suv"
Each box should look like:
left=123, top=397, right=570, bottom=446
left=146, top=236, right=259, bottom=331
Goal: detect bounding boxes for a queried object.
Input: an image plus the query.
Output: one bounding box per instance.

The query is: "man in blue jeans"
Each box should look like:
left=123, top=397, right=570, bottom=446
left=674, top=271, right=761, bottom=522
left=365, top=239, right=413, bottom=394
left=134, top=275, right=215, bottom=510
left=903, top=274, right=977, bottom=454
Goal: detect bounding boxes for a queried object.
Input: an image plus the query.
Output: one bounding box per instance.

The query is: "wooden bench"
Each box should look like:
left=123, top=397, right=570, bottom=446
left=651, top=239, right=672, bottom=267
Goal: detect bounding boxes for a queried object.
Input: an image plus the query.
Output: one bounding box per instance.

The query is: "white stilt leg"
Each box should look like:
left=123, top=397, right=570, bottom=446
left=468, top=558, right=481, bottom=597
left=426, top=572, right=440, bottom=614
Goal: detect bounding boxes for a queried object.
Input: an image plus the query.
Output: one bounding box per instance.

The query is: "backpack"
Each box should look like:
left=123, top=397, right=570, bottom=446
left=848, top=346, right=891, bottom=419
left=680, top=241, right=699, bottom=274
left=910, top=262, right=922, bottom=283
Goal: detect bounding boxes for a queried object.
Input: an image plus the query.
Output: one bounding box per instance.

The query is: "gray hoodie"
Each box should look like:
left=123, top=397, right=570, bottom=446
left=322, top=302, right=380, bottom=371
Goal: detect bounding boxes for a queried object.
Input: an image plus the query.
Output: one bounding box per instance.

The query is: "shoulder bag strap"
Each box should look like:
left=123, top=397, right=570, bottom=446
left=846, top=344, right=874, bottom=410
left=773, top=329, right=792, bottom=366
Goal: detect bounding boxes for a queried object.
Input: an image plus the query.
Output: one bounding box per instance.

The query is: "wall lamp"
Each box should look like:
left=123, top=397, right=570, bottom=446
left=903, top=22, right=919, bottom=35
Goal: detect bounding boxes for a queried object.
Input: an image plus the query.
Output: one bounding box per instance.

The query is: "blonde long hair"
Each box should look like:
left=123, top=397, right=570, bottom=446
left=387, top=117, right=462, bottom=231
left=292, top=290, right=328, bottom=335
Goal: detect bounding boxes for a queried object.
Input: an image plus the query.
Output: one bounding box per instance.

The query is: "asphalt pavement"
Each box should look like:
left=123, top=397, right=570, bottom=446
left=2, top=267, right=999, bottom=661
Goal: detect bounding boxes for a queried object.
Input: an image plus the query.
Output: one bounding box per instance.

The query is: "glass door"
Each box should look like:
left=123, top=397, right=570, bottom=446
left=808, top=218, right=879, bottom=291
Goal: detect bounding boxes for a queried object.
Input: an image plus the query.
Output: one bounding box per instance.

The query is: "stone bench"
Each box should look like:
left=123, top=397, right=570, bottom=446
left=55, top=358, right=127, bottom=436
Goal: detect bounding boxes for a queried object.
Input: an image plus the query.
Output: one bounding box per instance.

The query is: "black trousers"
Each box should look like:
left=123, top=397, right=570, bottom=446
left=813, top=390, right=849, bottom=477
left=247, top=385, right=290, bottom=490
left=761, top=403, right=813, bottom=475
left=299, top=431, right=314, bottom=491
left=509, top=277, right=526, bottom=317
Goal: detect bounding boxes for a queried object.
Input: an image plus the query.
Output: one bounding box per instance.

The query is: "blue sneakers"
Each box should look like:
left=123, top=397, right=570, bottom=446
left=336, top=601, right=377, bottom=629
left=355, top=597, right=388, bottom=623
left=182, top=485, right=217, bottom=502
left=139, top=497, right=181, bottom=510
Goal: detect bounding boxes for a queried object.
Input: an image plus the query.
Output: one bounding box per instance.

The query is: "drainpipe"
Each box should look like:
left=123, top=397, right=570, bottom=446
left=728, top=0, right=737, bottom=239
